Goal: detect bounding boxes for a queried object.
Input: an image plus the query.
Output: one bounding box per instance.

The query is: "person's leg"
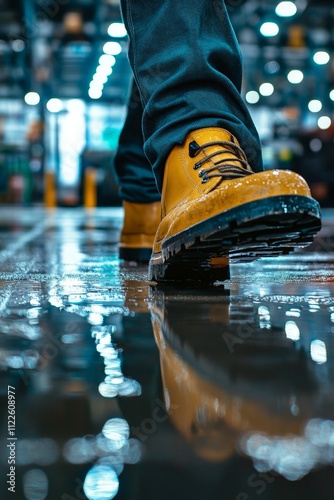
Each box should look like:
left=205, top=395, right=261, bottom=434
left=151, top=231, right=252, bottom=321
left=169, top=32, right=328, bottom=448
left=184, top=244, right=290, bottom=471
left=115, top=79, right=161, bottom=262
left=120, top=0, right=262, bottom=187
left=120, top=0, right=321, bottom=281
left=114, top=79, right=160, bottom=203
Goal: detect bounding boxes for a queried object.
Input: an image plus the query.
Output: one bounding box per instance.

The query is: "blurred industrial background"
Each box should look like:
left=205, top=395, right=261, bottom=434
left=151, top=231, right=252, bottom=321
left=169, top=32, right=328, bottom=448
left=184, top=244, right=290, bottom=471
left=0, top=0, right=333, bottom=207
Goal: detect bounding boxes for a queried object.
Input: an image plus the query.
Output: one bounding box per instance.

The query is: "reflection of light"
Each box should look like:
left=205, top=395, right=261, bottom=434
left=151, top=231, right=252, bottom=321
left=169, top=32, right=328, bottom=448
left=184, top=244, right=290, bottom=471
left=61, top=333, right=82, bottom=344
left=309, top=138, right=323, bottom=152
left=109, top=376, right=124, bottom=385
left=122, top=439, right=142, bottom=464
left=258, top=305, right=271, bottom=328
left=63, top=437, right=96, bottom=464
left=310, top=339, right=327, bottom=364
left=88, top=312, right=104, bottom=325
left=242, top=433, right=317, bottom=481
left=97, top=345, right=118, bottom=357
left=275, top=1, right=297, bottom=17
left=7, top=355, right=25, bottom=368
left=285, top=321, right=300, bottom=341
left=305, top=418, right=334, bottom=447
left=83, top=465, right=119, bottom=500
left=116, top=379, right=142, bottom=396
left=1, top=350, right=40, bottom=371
left=103, top=41, right=122, bottom=55
left=287, top=70, right=304, bottom=84
left=25, top=92, right=40, bottom=106
left=98, top=382, right=118, bottom=398
left=245, top=90, right=260, bottom=104
left=313, top=51, right=330, bottom=65
left=104, top=358, right=121, bottom=372
left=285, top=308, right=301, bottom=318
left=92, top=325, right=117, bottom=340
left=260, top=22, right=279, bottom=37
left=18, top=439, right=59, bottom=466
left=108, top=22, right=127, bottom=38
left=258, top=306, right=270, bottom=319
left=64, top=431, right=141, bottom=468
left=46, top=98, right=63, bottom=113
left=23, top=469, right=48, bottom=500
left=102, top=419, right=130, bottom=448
left=330, top=90, right=334, bottom=101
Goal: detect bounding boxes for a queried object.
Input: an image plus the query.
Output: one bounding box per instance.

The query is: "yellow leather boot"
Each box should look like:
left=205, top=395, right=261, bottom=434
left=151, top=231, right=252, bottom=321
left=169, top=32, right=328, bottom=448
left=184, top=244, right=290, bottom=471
left=148, top=127, right=321, bottom=281
left=119, top=200, right=161, bottom=262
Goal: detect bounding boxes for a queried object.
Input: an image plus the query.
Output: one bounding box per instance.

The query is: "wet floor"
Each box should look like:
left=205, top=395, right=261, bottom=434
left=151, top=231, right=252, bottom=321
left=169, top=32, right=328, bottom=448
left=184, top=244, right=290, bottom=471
left=1, top=206, right=334, bottom=500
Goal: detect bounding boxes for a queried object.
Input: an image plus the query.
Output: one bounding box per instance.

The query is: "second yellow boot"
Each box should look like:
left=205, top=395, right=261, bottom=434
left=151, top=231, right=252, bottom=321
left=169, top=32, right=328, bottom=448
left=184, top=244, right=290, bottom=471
left=120, top=200, right=161, bottom=262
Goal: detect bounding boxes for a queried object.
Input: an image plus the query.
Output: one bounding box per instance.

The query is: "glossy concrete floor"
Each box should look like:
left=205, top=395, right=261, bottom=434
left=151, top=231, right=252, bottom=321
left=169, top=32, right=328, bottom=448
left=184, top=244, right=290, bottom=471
left=1, top=206, right=334, bottom=500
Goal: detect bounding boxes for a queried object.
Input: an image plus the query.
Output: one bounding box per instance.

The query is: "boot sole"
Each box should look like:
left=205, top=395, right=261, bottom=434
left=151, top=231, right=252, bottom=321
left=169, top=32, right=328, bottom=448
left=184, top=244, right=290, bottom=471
left=148, top=195, right=322, bottom=282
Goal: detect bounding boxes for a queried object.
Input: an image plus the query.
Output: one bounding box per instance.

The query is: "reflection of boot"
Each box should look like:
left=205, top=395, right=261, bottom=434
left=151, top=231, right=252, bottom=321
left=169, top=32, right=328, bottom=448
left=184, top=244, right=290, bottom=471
left=148, top=128, right=321, bottom=281
left=120, top=200, right=161, bottom=262
left=149, top=286, right=316, bottom=464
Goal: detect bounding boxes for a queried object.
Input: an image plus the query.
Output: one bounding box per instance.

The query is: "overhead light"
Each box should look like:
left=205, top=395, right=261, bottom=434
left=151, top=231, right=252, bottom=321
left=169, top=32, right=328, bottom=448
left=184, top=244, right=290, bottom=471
left=259, top=83, right=274, bottom=96
left=99, top=54, right=116, bottom=67
left=103, top=41, right=122, bottom=55
left=11, top=39, right=25, bottom=52
left=88, top=88, right=103, bottom=100
left=330, top=90, right=334, bottom=101
left=66, top=99, right=86, bottom=113
left=24, top=92, right=40, bottom=106
left=275, top=2, right=297, bottom=17
left=46, top=98, right=63, bottom=113
left=318, top=116, right=331, bottom=130
left=63, top=12, right=83, bottom=34
left=308, top=100, right=322, bottom=113
left=313, top=51, right=330, bottom=65
left=90, top=81, right=104, bottom=92
left=96, top=65, right=112, bottom=77
left=309, top=138, right=322, bottom=153
left=245, top=90, right=260, bottom=104
left=260, top=22, right=279, bottom=37
left=93, top=73, right=108, bottom=84
left=107, top=22, right=127, bottom=38
left=287, top=70, right=304, bottom=84
left=264, top=60, right=280, bottom=74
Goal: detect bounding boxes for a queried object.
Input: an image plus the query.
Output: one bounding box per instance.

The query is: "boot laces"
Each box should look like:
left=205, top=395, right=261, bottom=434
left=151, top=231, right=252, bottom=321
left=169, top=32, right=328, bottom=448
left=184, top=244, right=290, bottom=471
left=189, top=138, right=253, bottom=184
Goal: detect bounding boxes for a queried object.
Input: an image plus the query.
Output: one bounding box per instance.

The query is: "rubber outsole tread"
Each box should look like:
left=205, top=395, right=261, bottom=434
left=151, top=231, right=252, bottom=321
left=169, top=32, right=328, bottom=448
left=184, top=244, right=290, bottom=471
left=148, top=195, right=322, bottom=282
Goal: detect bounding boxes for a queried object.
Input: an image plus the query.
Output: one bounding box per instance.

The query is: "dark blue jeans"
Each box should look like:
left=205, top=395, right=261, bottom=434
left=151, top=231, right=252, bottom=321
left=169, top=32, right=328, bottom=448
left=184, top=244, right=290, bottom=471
left=117, top=0, right=263, bottom=199
left=114, top=80, right=160, bottom=203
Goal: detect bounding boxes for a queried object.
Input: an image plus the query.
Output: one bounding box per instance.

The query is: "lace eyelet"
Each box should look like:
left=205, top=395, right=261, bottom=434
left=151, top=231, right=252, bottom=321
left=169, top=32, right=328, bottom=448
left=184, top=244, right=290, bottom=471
left=193, top=162, right=200, bottom=170
left=201, top=178, right=209, bottom=184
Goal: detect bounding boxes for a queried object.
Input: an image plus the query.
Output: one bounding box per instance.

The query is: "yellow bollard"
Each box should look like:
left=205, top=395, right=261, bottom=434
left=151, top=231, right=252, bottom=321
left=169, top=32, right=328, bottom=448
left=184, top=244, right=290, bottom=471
left=44, top=171, right=57, bottom=208
left=84, top=167, right=97, bottom=209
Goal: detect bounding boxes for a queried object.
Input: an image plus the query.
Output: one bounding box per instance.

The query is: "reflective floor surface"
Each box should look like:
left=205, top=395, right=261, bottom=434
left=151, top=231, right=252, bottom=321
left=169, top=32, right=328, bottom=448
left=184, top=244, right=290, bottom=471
left=1, top=206, right=334, bottom=500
